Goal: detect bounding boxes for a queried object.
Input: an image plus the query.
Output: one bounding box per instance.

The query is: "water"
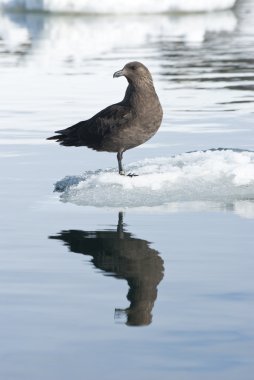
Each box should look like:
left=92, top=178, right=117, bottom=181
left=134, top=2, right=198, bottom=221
left=0, top=0, right=254, bottom=379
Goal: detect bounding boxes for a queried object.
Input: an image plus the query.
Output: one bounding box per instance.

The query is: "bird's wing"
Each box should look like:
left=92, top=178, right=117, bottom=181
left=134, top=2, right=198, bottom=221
left=47, top=103, right=132, bottom=149
left=82, top=104, right=132, bottom=136
left=76, top=104, right=132, bottom=148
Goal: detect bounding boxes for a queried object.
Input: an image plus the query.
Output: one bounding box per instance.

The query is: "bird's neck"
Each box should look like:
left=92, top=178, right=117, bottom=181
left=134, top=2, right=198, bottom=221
left=124, top=80, right=156, bottom=105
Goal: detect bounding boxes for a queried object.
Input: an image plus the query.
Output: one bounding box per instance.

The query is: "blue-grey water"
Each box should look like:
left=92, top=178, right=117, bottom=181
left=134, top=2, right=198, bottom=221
left=0, top=0, right=254, bottom=379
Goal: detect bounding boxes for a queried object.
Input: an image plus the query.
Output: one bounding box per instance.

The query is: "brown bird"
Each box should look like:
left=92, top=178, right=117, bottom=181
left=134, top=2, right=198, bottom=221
left=47, top=61, right=163, bottom=175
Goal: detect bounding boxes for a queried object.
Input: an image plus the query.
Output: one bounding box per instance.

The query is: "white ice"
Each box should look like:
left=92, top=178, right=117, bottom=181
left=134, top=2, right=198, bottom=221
left=0, top=11, right=236, bottom=63
left=54, top=150, right=254, bottom=209
left=0, top=14, right=30, bottom=52
left=0, top=0, right=237, bottom=14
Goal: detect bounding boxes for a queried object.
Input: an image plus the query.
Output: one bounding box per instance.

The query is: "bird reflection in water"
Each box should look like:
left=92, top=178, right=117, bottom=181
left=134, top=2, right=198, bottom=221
left=49, top=212, right=164, bottom=326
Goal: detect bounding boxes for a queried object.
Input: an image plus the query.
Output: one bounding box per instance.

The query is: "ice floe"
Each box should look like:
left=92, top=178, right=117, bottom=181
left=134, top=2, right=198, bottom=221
left=54, top=149, right=254, bottom=209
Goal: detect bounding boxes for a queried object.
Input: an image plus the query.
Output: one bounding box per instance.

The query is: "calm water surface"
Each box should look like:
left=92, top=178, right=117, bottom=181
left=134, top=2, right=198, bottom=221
left=0, top=0, right=254, bottom=379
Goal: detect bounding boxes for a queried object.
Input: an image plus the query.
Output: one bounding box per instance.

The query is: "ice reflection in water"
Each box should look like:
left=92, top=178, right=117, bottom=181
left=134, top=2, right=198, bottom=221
left=49, top=212, right=164, bottom=326
left=0, top=11, right=237, bottom=61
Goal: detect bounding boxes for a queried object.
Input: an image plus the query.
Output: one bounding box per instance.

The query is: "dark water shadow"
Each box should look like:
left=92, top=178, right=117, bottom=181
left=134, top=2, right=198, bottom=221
left=49, top=212, right=164, bottom=326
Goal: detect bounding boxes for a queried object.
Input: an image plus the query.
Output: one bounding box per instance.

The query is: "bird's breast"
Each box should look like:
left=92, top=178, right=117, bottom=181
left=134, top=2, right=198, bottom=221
left=119, top=101, right=162, bottom=150
left=101, top=86, right=163, bottom=153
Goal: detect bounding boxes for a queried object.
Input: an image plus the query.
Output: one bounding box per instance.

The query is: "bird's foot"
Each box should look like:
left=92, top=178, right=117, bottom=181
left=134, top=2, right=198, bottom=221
left=119, top=171, right=138, bottom=177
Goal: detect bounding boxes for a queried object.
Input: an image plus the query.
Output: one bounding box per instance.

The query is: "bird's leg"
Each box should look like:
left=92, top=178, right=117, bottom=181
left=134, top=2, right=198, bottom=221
left=117, top=151, right=138, bottom=177
left=117, top=152, right=125, bottom=175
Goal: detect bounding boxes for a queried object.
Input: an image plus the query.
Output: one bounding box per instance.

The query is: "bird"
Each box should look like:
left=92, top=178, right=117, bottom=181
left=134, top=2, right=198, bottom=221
left=47, top=61, right=163, bottom=175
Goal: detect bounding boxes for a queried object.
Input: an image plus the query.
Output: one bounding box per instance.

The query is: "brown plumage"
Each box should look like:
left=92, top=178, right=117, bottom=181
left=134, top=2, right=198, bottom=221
left=47, top=61, right=163, bottom=175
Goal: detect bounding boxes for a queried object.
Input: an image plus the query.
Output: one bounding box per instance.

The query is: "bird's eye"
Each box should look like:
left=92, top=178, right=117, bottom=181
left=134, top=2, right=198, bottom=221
left=130, top=65, right=136, bottom=70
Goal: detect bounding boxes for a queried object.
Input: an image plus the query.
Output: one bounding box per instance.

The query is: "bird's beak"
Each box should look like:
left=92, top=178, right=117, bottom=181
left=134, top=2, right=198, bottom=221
left=113, top=69, right=124, bottom=78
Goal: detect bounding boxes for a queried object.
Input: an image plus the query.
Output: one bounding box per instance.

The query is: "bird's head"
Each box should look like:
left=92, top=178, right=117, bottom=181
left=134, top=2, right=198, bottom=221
left=113, top=61, right=153, bottom=85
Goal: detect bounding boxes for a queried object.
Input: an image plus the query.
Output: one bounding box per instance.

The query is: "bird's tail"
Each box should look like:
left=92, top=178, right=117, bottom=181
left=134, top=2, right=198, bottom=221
left=47, top=125, right=81, bottom=146
left=47, top=121, right=99, bottom=149
left=47, top=135, right=60, bottom=141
